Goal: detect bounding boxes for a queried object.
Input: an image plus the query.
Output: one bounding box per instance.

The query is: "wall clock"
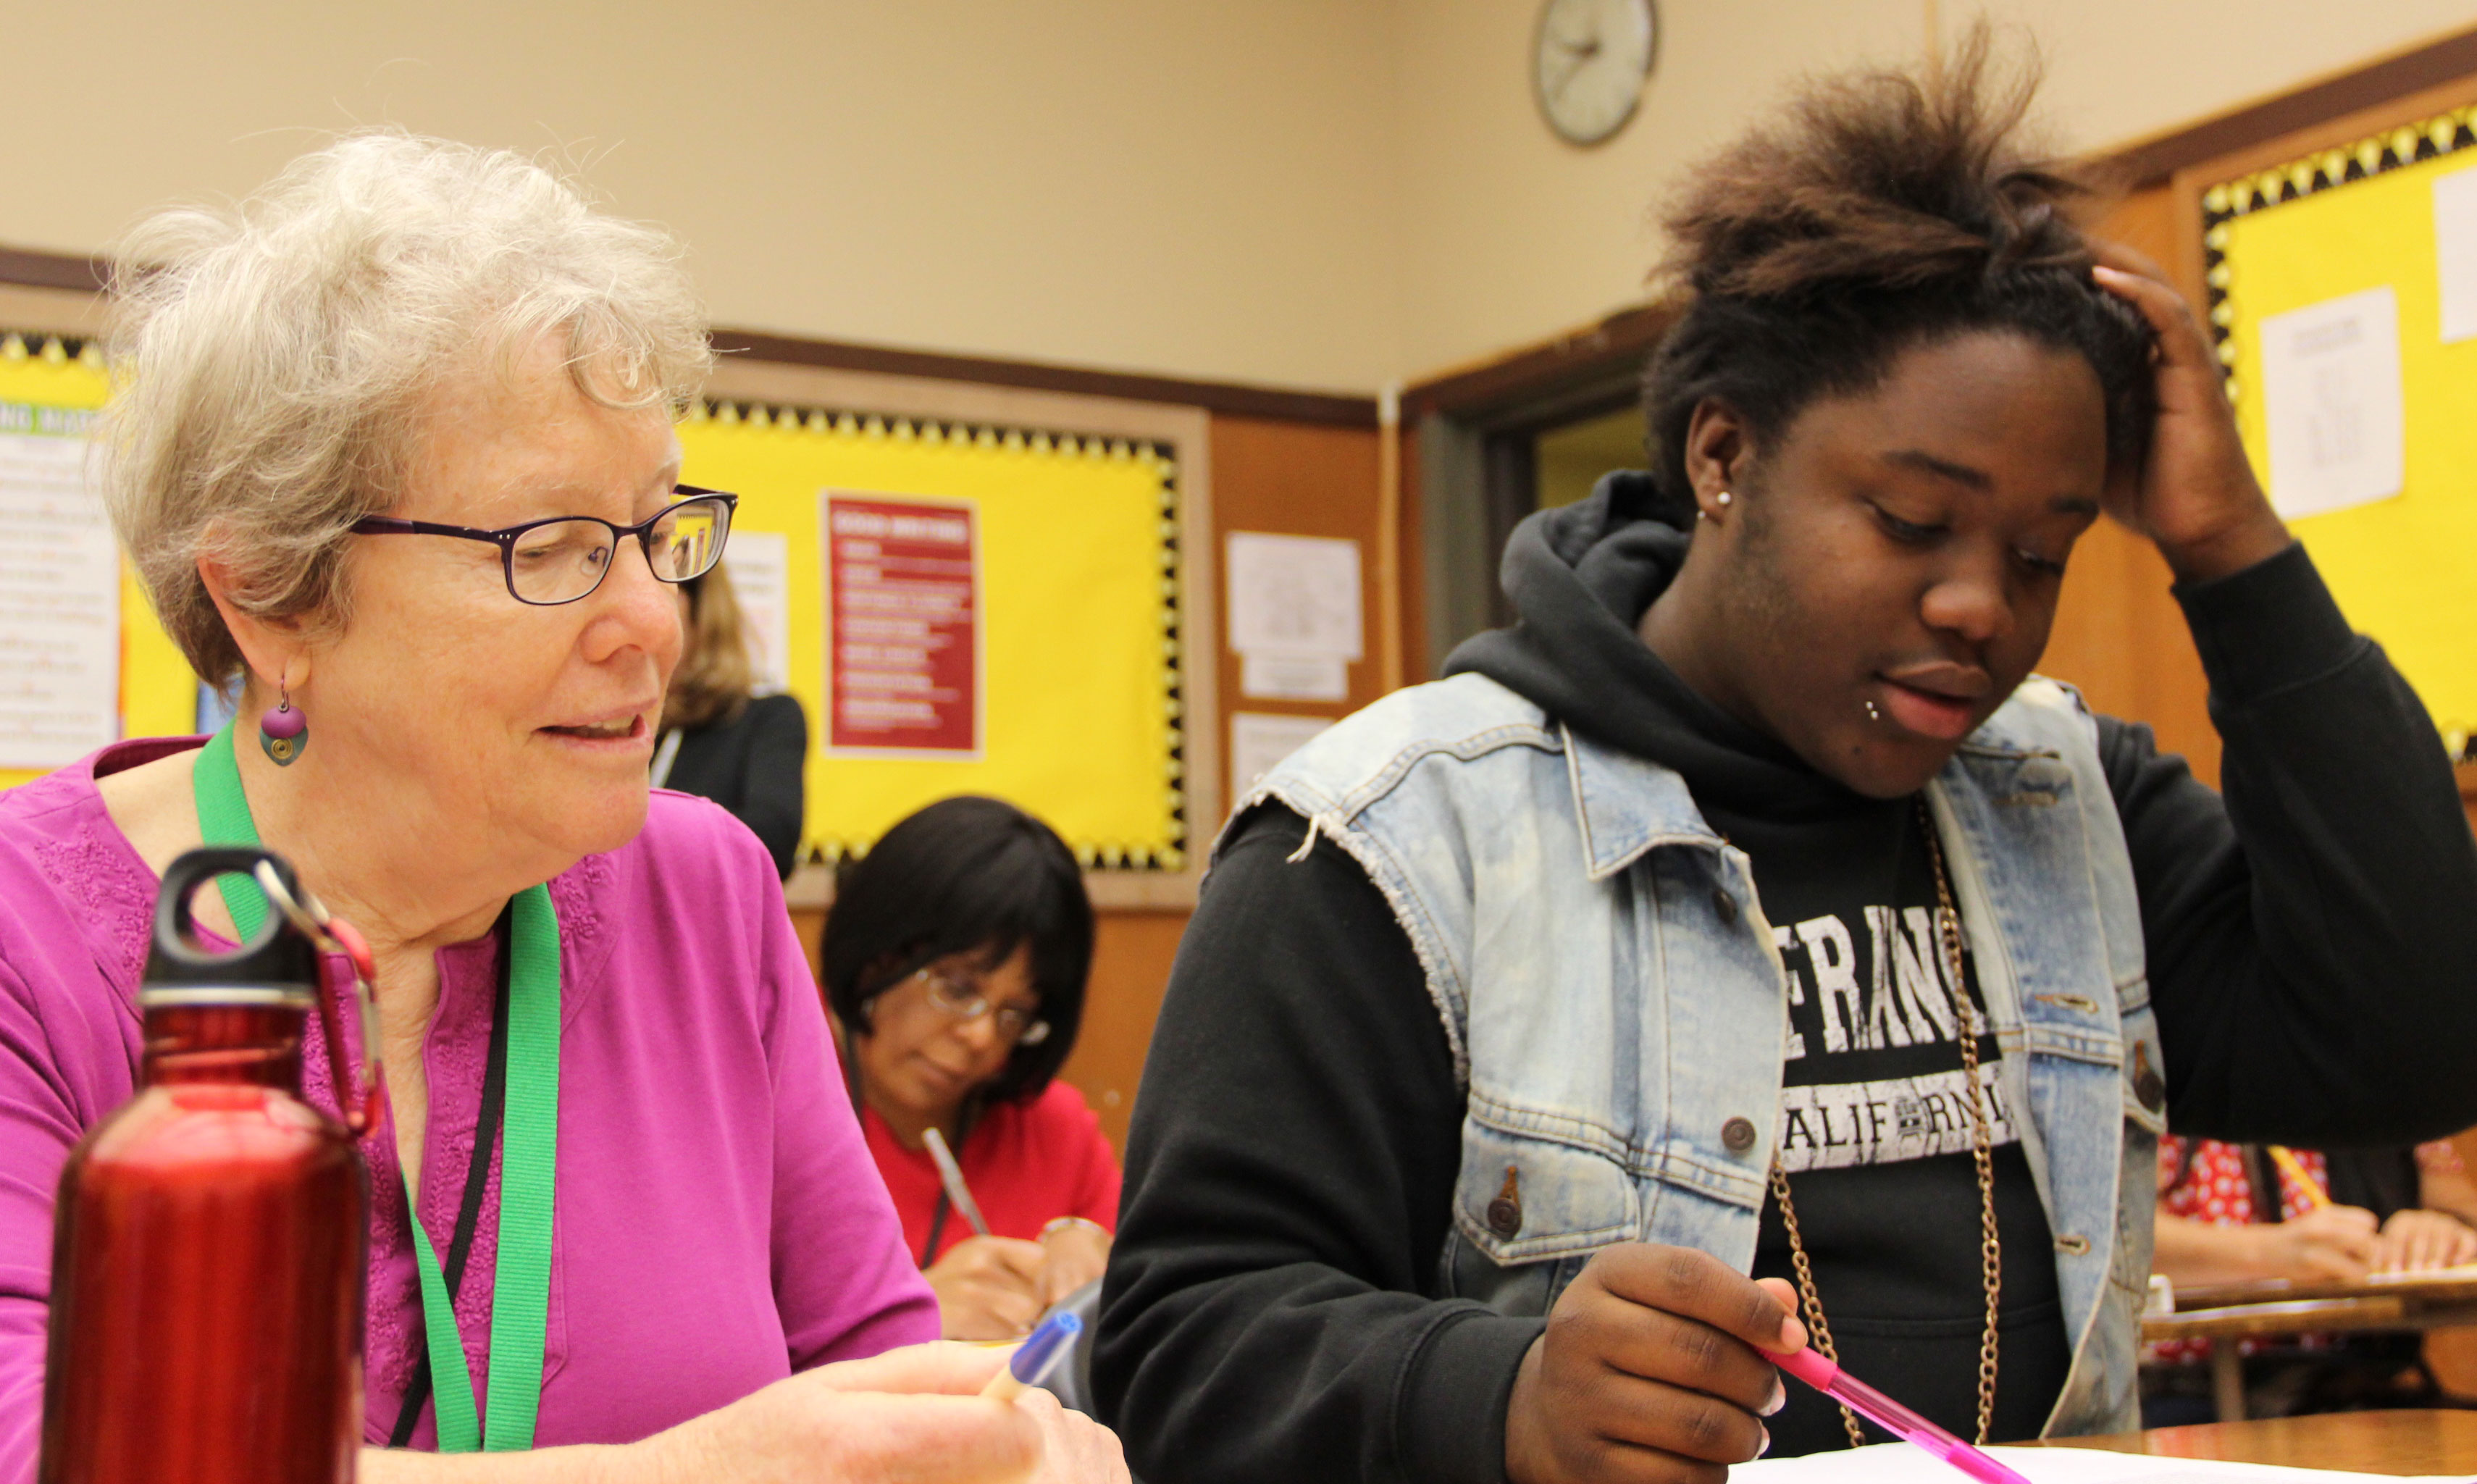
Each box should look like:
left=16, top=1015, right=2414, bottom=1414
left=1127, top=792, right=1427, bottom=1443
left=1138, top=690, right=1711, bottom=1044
left=1533, top=0, right=1657, bottom=146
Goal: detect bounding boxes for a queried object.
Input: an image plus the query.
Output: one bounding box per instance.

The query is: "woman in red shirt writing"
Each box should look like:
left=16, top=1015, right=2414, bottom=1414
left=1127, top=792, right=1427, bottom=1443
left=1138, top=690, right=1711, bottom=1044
left=826, top=796, right=1122, bottom=1339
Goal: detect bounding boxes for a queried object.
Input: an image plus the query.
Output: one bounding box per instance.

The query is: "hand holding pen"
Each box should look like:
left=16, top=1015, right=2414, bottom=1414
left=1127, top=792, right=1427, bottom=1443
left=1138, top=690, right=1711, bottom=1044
left=1504, top=1245, right=1802, bottom=1484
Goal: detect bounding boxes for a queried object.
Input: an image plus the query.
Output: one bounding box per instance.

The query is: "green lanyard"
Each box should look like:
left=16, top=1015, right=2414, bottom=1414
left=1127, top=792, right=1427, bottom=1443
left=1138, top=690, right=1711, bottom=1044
left=192, top=723, right=561, bottom=1452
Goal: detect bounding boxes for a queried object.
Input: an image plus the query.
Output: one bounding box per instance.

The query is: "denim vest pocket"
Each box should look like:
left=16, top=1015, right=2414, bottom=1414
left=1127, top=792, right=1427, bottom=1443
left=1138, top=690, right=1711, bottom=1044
left=1436, top=1230, right=1588, bottom=1317
left=1453, top=1112, right=1640, bottom=1266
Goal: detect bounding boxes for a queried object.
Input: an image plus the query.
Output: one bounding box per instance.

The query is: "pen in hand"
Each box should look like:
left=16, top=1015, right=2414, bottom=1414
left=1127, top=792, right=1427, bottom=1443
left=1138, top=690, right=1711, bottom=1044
left=923, top=1127, right=994, bottom=1237
left=981, top=1311, right=1082, bottom=1401
left=1761, top=1345, right=2033, bottom=1484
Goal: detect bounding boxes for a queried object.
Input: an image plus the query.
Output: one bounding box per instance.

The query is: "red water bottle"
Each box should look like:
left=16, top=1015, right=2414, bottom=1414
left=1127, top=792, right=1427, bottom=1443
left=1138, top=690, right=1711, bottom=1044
left=40, top=847, right=380, bottom=1483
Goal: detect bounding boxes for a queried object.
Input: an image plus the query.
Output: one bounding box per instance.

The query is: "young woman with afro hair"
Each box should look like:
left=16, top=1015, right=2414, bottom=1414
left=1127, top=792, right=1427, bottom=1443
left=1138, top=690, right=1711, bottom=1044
left=1096, top=33, right=2477, bottom=1484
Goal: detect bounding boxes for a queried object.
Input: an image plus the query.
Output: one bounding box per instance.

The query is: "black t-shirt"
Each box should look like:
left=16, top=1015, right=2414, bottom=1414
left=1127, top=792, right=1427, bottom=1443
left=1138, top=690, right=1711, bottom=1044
left=1746, top=798, right=2064, bottom=1454
left=1094, top=475, right=2477, bottom=1484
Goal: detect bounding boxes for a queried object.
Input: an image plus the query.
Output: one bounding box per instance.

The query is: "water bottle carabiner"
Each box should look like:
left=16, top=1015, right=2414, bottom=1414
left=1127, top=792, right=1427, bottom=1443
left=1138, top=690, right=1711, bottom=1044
left=250, top=861, right=389, bottom=1139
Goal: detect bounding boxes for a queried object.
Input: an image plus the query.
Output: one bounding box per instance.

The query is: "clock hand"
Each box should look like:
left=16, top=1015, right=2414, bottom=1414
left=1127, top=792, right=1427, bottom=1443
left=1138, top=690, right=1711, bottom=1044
left=1548, top=43, right=1598, bottom=99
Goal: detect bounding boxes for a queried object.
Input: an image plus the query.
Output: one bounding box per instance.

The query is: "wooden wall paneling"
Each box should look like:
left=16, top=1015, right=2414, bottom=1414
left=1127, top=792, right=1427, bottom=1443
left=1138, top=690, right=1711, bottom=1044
left=1207, top=414, right=1388, bottom=813
left=1057, top=910, right=1191, bottom=1152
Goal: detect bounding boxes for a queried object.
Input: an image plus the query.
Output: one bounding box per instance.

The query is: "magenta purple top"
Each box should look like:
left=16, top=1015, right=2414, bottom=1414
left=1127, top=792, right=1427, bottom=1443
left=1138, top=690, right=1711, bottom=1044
left=0, top=737, right=939, bottom=1475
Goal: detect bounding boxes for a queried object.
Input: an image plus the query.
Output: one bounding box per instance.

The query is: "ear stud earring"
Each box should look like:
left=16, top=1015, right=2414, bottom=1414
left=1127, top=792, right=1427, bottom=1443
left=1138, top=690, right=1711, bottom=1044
left=1716, top=490, right=1733, bottom=507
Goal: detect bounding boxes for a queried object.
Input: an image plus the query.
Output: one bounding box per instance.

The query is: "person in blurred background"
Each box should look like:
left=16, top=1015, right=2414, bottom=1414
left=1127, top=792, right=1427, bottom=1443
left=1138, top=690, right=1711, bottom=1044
left=653, top=563, right=807, bottom=879
left=2144, top=1137, right=2477, bottom=1424
left=824, top=796, right=1120, bottom=1341
left=0, top=132, right=1120, bottom=1483
left=2155, top=1137, right=2477, bottom=1287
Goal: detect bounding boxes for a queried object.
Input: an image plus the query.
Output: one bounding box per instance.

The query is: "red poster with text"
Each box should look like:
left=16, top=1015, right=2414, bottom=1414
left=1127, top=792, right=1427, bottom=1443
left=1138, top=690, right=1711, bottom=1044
left=825, top=494, right=979, bottom=755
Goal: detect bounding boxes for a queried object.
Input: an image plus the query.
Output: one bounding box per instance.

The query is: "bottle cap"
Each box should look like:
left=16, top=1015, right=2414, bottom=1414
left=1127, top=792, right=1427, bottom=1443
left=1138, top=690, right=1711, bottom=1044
left=141, top=847, right=319, bottom=1008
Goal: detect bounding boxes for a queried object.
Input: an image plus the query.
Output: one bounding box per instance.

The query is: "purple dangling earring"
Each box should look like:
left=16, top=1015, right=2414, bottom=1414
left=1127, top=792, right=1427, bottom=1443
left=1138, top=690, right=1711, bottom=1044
left=259, top=687, right=307, bottom=767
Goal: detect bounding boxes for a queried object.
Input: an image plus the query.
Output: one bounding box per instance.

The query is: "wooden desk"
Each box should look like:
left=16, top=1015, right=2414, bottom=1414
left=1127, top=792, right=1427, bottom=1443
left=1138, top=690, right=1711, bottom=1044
left=2044, top=1407, right=2477, bottom=1475
left=2142, top=1273, right=2477, bottom=1422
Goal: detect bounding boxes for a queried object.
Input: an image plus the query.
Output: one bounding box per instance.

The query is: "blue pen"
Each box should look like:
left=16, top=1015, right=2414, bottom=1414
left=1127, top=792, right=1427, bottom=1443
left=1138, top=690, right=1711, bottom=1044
left=980, top=1312, right=1082, bottom=1400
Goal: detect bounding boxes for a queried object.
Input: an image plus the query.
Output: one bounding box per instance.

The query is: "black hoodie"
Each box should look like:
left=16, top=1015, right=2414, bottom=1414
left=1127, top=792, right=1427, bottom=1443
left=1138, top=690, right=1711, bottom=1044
left=1097, top=477, right=2477, bottom=1484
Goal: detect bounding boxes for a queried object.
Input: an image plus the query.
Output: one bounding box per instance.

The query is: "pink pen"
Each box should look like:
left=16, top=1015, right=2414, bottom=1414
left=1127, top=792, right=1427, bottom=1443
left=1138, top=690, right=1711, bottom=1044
left=1761, top=1347, right=2032, bottom=1484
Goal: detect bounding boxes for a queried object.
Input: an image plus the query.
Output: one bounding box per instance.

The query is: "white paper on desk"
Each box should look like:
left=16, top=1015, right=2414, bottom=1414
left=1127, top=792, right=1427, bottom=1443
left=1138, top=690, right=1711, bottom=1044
left=1734, top=1440, right=2458, bottom=1484
left=1230, top=711, right=1333, bottom=792
left=1225, top=532, right=1362, bottom=661
left=2258, top=286, right=2405, bottom=521
left=0, top=430, right=117, bottom=769
left=720, top=532, right=792, bottom=693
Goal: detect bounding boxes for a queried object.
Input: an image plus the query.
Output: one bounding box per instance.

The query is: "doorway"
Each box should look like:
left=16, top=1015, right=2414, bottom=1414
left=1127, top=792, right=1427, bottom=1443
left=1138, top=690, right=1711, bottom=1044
left=1404, top=301, right=1675, bottom=671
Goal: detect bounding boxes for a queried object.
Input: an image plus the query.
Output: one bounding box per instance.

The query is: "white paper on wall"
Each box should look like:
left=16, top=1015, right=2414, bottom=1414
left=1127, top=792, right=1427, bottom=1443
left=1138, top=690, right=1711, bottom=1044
left=1240, top=654, right=1347, bottom=702
left=1229, top=711, right=1333, bottom=793
left=2434, top=166, right=2477, bottom=343
left=1226, top=533, right=1362, bottom=661
left=721, top=531, right=792, bottom=693
left=0, top=429, right=117, bottom=769
left=2258, top=285, right=2405, bottom=521
left=1226, top=531, right=1362, bottom=701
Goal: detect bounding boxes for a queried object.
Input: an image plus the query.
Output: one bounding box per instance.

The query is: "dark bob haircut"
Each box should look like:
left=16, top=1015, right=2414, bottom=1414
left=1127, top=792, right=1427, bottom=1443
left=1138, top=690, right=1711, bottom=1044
left=821, top=795, right=1094, bottom=1104
left=1640, top=29, right=2157, bottom=525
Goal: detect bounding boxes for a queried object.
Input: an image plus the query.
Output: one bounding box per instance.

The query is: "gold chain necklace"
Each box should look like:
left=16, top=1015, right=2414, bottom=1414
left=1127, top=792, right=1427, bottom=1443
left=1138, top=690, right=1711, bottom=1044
left=1768, top=797, right=2002, bottom=1449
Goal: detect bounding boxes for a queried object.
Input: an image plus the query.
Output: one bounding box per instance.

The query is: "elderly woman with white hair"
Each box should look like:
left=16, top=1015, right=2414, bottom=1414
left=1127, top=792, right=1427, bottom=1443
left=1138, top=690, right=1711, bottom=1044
left=0, top=135, right=1123, bottom=1483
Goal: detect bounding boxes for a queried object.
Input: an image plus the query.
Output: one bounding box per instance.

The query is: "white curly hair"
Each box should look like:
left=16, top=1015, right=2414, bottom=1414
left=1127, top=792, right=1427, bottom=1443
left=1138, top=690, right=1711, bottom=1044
left=101, top=131, right=714, bottom=684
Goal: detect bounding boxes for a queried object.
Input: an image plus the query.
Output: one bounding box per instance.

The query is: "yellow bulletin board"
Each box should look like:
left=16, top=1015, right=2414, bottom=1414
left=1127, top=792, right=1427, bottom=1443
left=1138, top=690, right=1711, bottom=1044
left=0, top=333, right=193, bottom=795
left=2203, top=107, right=2477, bottom=745
left=678, top=395, right=1196, bottom=873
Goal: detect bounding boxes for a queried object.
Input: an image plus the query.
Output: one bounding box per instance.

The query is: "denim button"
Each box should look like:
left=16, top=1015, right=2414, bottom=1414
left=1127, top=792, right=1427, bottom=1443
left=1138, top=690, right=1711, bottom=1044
left=2132, top=1041, right=2165, bottom=1113
left=1487, top=1166, right=1522, bottom=1237
left=1721, top=1115, right=1758, bottom=1153
left=1711, top=889, right=1738, bottom=925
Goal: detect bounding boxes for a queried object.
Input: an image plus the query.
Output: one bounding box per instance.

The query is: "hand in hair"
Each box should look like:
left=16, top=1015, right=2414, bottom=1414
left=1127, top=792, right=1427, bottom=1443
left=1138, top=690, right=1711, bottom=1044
left=2091, top=245, right=2293, bottom=583
left=1505, top=1246, right=1802, bottom=1484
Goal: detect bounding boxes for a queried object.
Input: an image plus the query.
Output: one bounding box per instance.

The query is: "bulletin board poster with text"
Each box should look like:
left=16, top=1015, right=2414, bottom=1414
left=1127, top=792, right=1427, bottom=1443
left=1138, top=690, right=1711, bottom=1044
left=0, top=335, right=193, bottom=795
left=677, top=401, right=1185, bottom=869
left=2208, top=109, right=2477, bottom=742
left=825, top=493, right=981, bottom=757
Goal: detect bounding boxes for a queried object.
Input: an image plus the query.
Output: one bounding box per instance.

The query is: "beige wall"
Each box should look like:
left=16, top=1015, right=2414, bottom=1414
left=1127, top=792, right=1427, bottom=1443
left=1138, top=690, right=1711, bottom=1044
left=0, top=0, right=1400, bottom=393
left=7, top=1, right=2477, bottom=393
left=1962, top=0, right=2477, bottom=156
left=1389, top=0, right=2477, bottom=380
left=1388, top=0, right=1927, bottom=378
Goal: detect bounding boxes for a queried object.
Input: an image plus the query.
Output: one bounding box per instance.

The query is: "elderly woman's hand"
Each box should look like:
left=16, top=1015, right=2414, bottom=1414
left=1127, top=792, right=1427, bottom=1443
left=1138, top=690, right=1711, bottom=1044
left=355, top=1343, right=1131, bottom=1484
left=928, top=1236, right=1049, bottom=1340
left=637, top=1341, right=1126, bottom=1484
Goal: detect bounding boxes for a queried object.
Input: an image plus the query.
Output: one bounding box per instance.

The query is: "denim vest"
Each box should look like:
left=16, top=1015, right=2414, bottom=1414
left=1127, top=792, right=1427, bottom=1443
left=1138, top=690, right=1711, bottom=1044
left=1222, top=672, right=2163, bottom=1437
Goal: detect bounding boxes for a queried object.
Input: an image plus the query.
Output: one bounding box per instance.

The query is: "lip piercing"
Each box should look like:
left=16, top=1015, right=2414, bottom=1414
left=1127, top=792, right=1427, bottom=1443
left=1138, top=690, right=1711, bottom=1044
left=1866, top=700, right=1882, bottom=721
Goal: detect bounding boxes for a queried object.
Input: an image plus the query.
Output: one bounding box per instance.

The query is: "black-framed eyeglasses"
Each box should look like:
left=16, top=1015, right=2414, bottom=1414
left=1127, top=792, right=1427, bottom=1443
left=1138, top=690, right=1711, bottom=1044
left=349, top=486, right=738, bottom=606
